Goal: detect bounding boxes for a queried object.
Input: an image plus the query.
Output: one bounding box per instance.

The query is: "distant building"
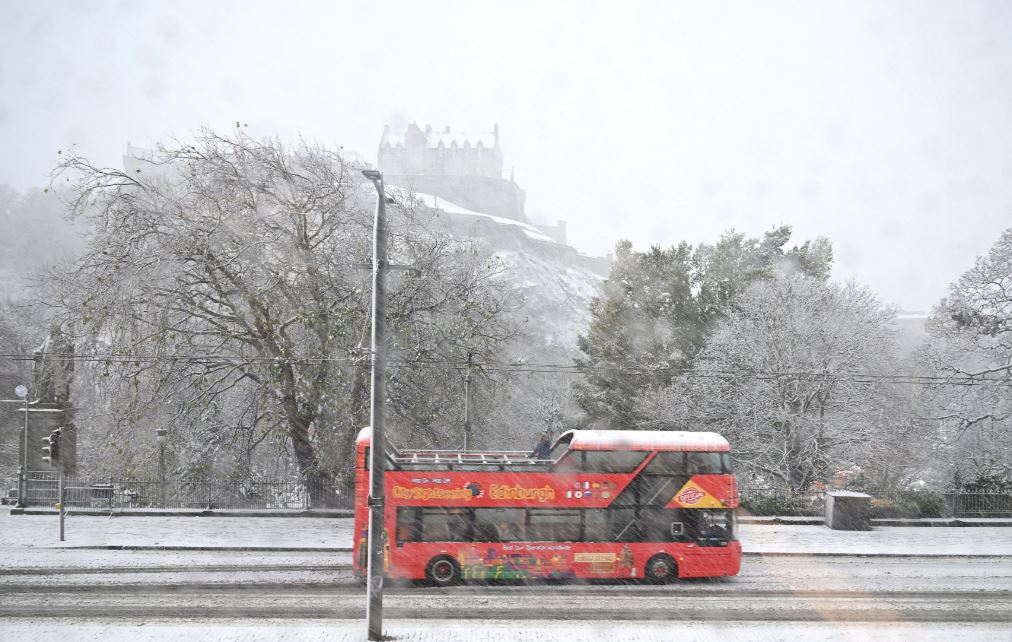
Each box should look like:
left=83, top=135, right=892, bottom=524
left=378, top=123, right=528, bottom=223
left=533, top=219, right=567, bottom=246
left=122, top=143, right=178, bottom=182
left=894, top=311, right=928, bottom=351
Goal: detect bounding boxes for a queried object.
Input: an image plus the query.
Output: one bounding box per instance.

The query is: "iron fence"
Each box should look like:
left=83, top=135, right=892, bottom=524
left=741, top=487, right=1012, bottom=518
left=945, top=493, right=1012, bottom=518
left=15, top=474, right=1010, bottom=518
left=21, top=472, right=351, bottom=510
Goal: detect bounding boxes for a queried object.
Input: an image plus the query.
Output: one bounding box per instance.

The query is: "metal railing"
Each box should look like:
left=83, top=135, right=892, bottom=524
left=17, top=474, right=1010, bottom=518
left=22, top=472, right=351, bottom=510
left=945, top=493, right=1012, bottom=517
left=741, top=487, right=1012, bottom=518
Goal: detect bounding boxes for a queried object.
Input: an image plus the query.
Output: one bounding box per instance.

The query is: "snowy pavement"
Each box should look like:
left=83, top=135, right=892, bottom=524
left=2, top=619, right=1008, bottom=642
left=2, top=508, right=1011, bottom=556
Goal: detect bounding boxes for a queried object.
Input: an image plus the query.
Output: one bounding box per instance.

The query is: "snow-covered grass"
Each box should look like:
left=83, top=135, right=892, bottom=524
left=1, top=509, right=1010, bottom=557
left=0, top=510, right=353, bottom=550
left=742, top=524, right=1012, bottom=556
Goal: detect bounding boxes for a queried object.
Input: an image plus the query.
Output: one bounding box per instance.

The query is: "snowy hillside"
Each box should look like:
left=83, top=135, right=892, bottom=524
left=493, top=249, right=604, bottom=350
left=403, top=189, right=608, bottom=352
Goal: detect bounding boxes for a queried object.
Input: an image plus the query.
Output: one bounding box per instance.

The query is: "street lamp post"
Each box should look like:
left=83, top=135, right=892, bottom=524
left=362, top=168, right=388, bottom=642
left=156, top=428, right=167, bottom=507
left=14, top=385, right=28, bottom=508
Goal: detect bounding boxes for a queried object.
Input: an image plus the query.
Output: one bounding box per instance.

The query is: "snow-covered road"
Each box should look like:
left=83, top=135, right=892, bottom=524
left=1, top=556, right=1009, bottom=640
left=2, top=509, right=1010, bottom=640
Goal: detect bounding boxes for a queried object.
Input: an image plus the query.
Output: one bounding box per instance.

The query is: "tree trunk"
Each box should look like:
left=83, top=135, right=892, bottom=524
left=350, top=357, right=371, bottom=430
left=275, top=360, right=338, bottom=508
left=288, top=410, right=337, bottom=507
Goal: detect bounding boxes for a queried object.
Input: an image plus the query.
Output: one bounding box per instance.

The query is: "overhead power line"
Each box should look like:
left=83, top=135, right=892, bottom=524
left=1, top=352, right=1009, bottom=387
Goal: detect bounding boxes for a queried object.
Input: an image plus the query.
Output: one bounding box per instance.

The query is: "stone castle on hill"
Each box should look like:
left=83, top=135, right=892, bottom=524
left=378, top=123, right=566, bottom=245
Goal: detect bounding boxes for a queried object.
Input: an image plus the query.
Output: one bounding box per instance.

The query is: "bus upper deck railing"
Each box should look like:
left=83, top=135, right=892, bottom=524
left=390, top=449, right=546, bottom=466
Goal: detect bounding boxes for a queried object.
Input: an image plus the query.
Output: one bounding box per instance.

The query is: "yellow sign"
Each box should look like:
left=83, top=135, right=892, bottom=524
left=392, top=486, right=473, bottom=501
left=671, top=480, right=723, bottom=508
left=488, top=484, right=555, bottom=502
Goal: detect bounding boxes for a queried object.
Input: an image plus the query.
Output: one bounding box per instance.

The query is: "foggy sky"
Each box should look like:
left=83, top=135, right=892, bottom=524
left=2, top=0, right=1010, bottom=312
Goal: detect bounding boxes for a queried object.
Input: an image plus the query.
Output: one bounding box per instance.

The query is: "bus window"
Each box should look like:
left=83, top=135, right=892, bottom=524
left=686, top=452, right=724, bottom=474
left=548, top=433, right=573, bottom=460
left=721, top=453, right=733, bottom=473
left=582, top=508, right=641, bottom=542
left=554, top=451, right=582, bottom=472
left=611, top=475, right=681, bottom=508
left=527, top=509, right=581, bottom=542
left=396, top=507, right=421, bottom=544
left=639, top=508, right=684, bottom=542
left=419, top=508, right=472, bottom=542
left=607, top=508, right=640, bottom=542
left=474, top=508, right=525, bottom=542
left=643, top=452, right=685, bottom=475
left=583, top=509, right=607, bottom=541
left=581, top=451, right=647, bottom=473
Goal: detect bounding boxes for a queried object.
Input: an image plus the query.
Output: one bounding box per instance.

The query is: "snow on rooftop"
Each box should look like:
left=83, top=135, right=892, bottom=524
left=428, top=129, right=496, bottom=148
left=380, top=124, right=497, bottom=149
left=566, top=430, right=731, bottom=452
left=385, top=186, right=558, bottom=244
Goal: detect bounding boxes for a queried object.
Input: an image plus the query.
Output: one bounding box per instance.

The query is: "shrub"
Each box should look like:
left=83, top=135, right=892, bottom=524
left=955, top=471, right=1012, bottom=494
left=739, top=494, right=822, bottom=516
left=868, top=490, right=945, bottom=518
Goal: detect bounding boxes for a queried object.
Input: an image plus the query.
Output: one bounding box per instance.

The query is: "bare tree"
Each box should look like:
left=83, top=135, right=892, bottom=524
left=919, top=228, right=1012, bottom=483
left=684, top=276, right=898, bottom=491
left=44, top=131, right=518, bottom=502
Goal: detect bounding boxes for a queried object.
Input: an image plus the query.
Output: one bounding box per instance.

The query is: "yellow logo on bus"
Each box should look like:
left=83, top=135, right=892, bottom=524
left=671, top=479, right=723, bottom=508
left=489, top=484, right=555, bottom=502
left=392, top=486, right=474, bottom=501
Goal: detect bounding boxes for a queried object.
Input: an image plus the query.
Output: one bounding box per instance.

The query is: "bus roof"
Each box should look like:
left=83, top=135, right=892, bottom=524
left=356, top=427, right=730, bottom=453
left=561, top=429, right=729, bottom=452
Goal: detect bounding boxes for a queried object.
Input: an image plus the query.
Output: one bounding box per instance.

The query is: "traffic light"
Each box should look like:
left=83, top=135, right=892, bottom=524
left=41, top=428, right=62, bottom=467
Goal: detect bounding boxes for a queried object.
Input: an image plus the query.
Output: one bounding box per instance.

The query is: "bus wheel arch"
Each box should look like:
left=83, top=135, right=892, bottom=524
left=426, top=555, right=461, bottom=586
left=645, top=554, right=678, bottom=583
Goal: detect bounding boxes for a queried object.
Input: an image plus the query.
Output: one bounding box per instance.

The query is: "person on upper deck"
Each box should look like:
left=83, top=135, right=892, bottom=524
left=531, top=431, right=551, bottom=461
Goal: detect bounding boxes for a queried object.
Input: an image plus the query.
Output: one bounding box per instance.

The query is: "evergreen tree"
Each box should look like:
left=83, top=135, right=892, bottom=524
left=574, top=226, right=832, bottom=427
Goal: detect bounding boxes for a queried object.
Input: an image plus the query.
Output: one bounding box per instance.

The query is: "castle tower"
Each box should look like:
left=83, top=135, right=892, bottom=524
left=378, top=123, right=527, bottom=222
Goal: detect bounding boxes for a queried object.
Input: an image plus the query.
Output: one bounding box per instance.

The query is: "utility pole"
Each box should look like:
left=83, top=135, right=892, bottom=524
left=361, top=169, right=388, bottom=642
left=463, top=353, right=473, bottom=451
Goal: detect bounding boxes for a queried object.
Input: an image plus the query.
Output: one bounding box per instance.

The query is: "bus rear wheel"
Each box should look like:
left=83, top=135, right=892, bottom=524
left=645, top=554, right=678, bottom=583
left=426, top=556, right=461, bottom=586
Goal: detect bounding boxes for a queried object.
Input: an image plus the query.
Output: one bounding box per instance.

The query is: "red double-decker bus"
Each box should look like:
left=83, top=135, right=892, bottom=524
left=353, top=428, right=740, bottom=585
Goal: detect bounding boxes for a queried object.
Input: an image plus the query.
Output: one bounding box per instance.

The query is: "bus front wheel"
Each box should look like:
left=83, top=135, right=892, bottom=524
left=645, top=554, right=678, bottom=583
left=426, top=556, right=461, bottom=586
